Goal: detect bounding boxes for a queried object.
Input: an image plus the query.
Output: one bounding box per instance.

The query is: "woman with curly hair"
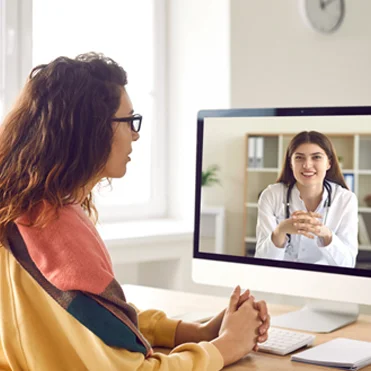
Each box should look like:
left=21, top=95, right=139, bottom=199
left=0, top=53, right=269, bottom=370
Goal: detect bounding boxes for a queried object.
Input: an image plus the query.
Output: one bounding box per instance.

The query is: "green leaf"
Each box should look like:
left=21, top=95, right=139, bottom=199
left=201, top=164, right=221, bottom=187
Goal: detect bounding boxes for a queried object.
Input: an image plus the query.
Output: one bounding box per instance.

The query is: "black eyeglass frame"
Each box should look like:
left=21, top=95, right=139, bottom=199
left=112, top=113, right=142, bottom=132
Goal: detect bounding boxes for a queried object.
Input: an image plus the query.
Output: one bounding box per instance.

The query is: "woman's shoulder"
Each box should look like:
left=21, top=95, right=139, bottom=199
left=16, top=201, right=84, bottom=226
left=260, top=182, right=286, bottom=201
left=330, top=181, right=357, bottom=203
left=15, top=202, right=113, bottom=293
left=264, top=182, right=286, bottom=194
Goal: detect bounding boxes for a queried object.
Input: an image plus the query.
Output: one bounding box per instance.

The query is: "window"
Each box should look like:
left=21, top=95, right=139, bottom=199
left=1, top=0, right=167, bottom=221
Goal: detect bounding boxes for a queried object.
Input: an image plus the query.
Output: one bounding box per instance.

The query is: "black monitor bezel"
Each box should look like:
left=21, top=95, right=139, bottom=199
left=193, top=106, right=371, bottom=278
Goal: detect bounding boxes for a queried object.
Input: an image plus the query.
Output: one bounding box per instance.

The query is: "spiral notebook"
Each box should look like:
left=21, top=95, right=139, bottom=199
left=291, top=338, right=371, bottom=370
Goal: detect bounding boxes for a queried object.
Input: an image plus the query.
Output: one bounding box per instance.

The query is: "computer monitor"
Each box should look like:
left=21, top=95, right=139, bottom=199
left=192, top=106, right=371, bottom=333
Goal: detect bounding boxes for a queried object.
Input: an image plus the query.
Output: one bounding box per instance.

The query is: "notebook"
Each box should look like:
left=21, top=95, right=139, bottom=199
left=291, top=338, right=371, bottom=370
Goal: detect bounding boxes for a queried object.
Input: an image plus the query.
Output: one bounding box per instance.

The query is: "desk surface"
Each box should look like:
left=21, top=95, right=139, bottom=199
left=123, top=284, right=371, bottom=371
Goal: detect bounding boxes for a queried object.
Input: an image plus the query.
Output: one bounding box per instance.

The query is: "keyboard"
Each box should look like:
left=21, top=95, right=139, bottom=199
left=258, top=327, right=316, bottom=356
left=172, top=313, right=316, bottom=356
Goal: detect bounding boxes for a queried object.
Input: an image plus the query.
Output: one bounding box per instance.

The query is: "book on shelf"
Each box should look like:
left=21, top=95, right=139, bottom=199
left=248, top=137, right=256, bottom=167
left=343, top=173, right=355, bottom=192
left=255, top=137, right=264, bottom=168
left=247, top=136, right=264, bottom=168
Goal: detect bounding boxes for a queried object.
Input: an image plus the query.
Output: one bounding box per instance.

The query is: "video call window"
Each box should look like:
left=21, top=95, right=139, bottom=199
left=198, top=113, right=371, bottom=271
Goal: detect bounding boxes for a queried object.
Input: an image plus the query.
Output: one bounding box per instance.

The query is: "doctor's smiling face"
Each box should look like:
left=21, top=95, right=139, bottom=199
left=277, top=131, right=348, bottom=192
left=291, top=143, right=331, bottom=189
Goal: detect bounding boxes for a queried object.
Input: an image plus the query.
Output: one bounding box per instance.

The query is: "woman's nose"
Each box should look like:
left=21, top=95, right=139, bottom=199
left=303, top=159, right=312, bottom=168
left=132, top=131, right=140, bottom=141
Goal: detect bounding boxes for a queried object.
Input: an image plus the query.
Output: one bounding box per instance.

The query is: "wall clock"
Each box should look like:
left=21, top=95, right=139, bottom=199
left=302, top=0, right=345, bottom=34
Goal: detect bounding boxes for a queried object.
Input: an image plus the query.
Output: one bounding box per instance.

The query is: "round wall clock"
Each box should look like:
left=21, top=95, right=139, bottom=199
left=302, top=0, right=345, bottom=34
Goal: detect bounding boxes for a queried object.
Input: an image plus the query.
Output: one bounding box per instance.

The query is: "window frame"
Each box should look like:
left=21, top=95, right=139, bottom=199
left=1, top=0, right=168, bottom=222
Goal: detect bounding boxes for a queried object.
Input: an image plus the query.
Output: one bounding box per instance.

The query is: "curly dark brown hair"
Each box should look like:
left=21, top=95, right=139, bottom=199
left=0, top=52, right=127, bottom=241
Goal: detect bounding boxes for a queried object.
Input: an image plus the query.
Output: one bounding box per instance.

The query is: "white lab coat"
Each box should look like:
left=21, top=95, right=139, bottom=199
left=255, top=182, right=358, bottom=267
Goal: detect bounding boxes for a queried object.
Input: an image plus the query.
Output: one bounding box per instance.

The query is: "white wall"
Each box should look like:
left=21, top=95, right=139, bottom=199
left=230, top=0, right=371, bottom=107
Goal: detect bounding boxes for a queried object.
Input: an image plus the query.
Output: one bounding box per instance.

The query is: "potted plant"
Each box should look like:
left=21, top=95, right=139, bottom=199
left=201, top=164, right=221, bottom=188
left=201, top=165, right=221, bottom=208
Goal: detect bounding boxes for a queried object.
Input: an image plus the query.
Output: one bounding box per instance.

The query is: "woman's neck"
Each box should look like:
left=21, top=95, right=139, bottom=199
left=77, top=179, right=99, bottom=202
left=296, top=182, right=324, bottom=212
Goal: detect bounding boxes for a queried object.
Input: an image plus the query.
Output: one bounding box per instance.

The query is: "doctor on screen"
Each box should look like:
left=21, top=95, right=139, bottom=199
left=255, top=131, right=358, bottom=267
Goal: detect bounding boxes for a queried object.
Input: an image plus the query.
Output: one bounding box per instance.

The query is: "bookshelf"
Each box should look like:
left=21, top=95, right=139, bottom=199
left=244, top=133, right=371, bottom=267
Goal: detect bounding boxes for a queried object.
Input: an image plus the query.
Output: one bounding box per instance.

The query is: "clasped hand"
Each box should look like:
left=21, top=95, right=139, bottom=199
left=280, top=210, right=331, bottom=240
left=201, top=286, right=270, bottom=352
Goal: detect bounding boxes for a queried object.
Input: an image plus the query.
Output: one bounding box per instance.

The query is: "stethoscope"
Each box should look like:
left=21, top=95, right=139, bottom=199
left=285, top=179, right=332, bottom=257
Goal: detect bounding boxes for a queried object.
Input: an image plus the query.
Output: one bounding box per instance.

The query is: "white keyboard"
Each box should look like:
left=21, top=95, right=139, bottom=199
left=172, top=313, right=316, bottom=356
left=258, top=327, right=315, bottom=356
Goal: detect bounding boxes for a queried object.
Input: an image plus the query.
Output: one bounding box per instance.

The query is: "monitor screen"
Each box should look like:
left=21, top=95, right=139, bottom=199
left=193, top=107, right=371, bottom=307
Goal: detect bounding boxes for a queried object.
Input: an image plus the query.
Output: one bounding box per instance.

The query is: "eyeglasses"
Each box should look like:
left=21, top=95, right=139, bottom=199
left=112, top=113, right=142, bottom=132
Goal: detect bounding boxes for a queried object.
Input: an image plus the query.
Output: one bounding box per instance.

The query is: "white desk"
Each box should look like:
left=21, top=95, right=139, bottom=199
left=123, top=284, right=371, bottom=371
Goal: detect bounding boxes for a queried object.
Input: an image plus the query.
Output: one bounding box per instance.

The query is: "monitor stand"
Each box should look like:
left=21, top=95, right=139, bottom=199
left=271, top=299, right=359, bottom=333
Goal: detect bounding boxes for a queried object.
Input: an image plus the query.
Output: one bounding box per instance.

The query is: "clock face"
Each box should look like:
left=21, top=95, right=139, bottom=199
left=304, top=0, right=345, bottom=33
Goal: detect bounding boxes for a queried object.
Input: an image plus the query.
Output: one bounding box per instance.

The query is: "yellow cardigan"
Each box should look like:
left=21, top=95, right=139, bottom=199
left=0, top=247, right=224, bottom=370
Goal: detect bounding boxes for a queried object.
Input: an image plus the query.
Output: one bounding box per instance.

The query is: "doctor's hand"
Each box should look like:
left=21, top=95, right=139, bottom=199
left=292, top=211, right=332, bottom=240
left=292, top=211, right=332, bottom=245
left=273, top=211, right=322, bottom=247
left=272, top=215, right=312, bottom=247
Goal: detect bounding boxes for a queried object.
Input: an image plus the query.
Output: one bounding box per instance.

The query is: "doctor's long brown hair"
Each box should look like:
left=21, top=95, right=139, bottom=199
left=0, top=53, right=127, bottom=242
left=277, top=131, right=348, bottom=189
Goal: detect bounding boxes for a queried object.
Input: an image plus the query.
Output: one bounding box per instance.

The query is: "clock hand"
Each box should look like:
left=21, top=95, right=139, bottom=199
left=319, top=0, right=325, bottom=10
left=322, top=0, right=339, bottom=9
